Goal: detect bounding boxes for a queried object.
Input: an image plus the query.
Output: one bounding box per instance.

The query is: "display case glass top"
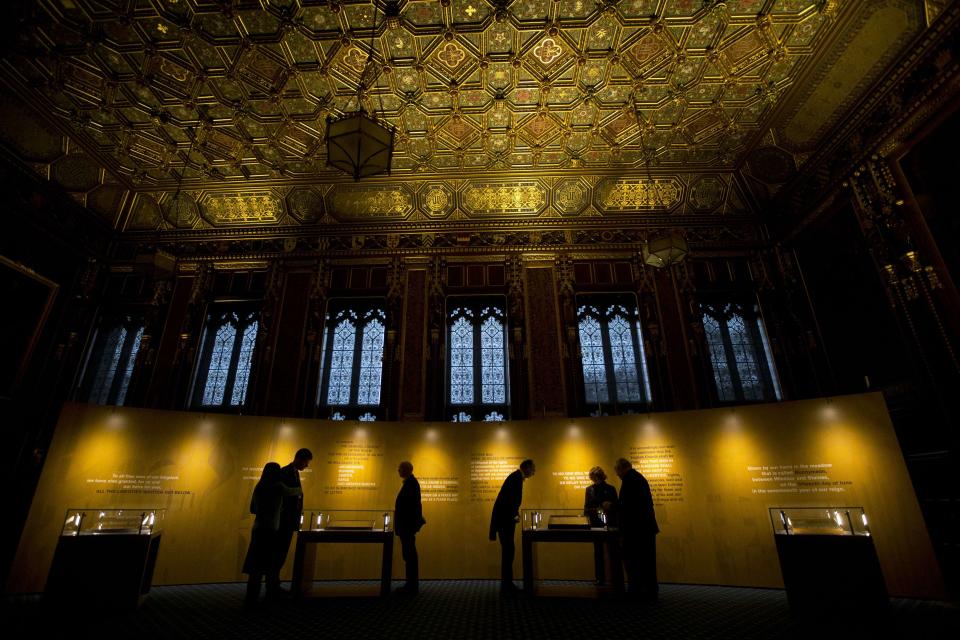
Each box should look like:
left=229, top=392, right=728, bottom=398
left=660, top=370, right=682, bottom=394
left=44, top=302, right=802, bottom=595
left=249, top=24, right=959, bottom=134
left=303, top=510, right=394, bottom=532
left=522, top=509, right=602, bottom=531
left=61, top=508, right=164, bottom=536
left=770, top=507, right=871, bottom=536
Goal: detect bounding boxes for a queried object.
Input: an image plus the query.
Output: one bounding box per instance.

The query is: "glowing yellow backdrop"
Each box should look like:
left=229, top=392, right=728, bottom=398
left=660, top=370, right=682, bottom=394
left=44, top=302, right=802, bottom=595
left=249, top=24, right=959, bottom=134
left=6, top=393, right=943, bottom=598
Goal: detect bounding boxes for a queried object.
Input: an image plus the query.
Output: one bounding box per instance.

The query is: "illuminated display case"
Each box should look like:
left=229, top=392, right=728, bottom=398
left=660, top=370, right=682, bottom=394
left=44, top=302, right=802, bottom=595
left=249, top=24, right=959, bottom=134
left=303, top=510, right=394, bottom=532
left=47, top=508, right=163, bottom=609
left=521, top=509, right=596, bottom=531
left=520, top=509, right=623, bottom=596
left=61, top=508, right=164, bottom=536
left=294, top=509, right=396, bottom=597
left=770, top=505, right=886, bottom=611
left=770, top=507, right=871, bottom=536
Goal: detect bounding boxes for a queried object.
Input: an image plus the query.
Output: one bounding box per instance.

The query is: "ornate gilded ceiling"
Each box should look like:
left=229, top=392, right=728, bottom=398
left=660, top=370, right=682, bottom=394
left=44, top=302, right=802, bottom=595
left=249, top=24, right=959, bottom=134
left=0, top=0, right=940, bottom=232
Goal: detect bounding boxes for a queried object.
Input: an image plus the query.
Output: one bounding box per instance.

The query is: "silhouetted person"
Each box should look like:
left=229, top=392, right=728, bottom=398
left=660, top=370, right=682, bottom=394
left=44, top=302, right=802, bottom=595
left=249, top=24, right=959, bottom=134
left=269, top=448, right=312, bottom=598
left=489, top=458, right=535, bottom=595
left=243, top=462, right=302, bottom=607
left=394, top=460, right=425, bottom=595
left=584, top=465, right=618, bottom=584
left=614, top=457, right=659, bottom=600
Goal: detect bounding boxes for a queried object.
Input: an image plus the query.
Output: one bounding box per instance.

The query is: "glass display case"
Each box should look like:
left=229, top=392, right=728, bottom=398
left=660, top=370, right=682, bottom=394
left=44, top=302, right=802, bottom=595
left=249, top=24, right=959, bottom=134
left=521, top=509, right=596, bottom=531
left=302, top=509, right=394, bottom=532
left=60, top=508, right=164, bottom=536
left=769, top=507, right=871, bottom=536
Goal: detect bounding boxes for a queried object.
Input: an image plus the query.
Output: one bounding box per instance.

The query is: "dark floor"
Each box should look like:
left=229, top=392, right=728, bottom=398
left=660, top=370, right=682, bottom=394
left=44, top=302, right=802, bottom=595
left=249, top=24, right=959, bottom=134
left=3, top=581, right=959, bottom=640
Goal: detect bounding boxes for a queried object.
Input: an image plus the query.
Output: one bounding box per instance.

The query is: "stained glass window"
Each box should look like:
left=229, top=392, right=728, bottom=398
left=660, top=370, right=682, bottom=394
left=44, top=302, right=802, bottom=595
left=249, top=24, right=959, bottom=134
left=447, top=299, right=509, bottom=421
left=576, top=295, right=652, bottom=414
left=319, top=301, right=387, bottom=420
left=193, top=309, right=260, bottom=409
left=701, top=302, right=782, bottom=403
left=82, top=317, right=144, bottom=406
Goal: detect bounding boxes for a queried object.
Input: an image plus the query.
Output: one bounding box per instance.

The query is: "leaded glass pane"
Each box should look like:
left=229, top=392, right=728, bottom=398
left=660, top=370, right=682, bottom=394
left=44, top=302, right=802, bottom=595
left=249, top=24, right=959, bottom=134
left=89, top=326, right=126, bottom=405
left=608, top=313, right=641, bottom=403
left=114, top=326, right=143, bottom=406
left=358, top=412, right=376, bottom=421
left=728, top=312, right=764, bottom=401
left=703, top=313, right=735, bottom=402
left=449, top=316, right=474, bottom=405
left=578, top=314, right=608, bottom=403
left=326, top=318, right=356, bottom=405
left=452, top=412, right=472, bottom=422
left=484, top=411, right=505, bottom=422
left=636, top=321, right=653, bottom=402
left=357, top=317, right=385, bottom=405
left=757, top=316, right=783, bottom=401
left=230, top=320, right=258, bottom=406
left=202, top=319, right=236, bottom=406
left=480, top=314, right=506, bottom=405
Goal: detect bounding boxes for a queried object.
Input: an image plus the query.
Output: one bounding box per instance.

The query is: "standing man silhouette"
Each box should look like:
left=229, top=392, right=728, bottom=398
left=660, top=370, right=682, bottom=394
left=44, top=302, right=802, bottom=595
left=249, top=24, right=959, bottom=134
left=614, top=457, right=659, bottom=601
left=268, top=447, right=312, bottom=598
left=394, top=460, right=425, bottom=595
left=489, top=458, right=536, bottom=596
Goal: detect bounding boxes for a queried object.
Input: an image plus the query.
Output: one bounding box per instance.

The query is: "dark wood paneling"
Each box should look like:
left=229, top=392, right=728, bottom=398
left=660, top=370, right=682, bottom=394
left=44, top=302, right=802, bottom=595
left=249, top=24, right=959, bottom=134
left=525, top=267, right=566, bottom=417
left=145, top=275, right=193, bottom=408
left=264, top=271, right=311, bottom=416
left=654, top=270, right=698, bottom=409
left=399, top=268, right=428, bottom=419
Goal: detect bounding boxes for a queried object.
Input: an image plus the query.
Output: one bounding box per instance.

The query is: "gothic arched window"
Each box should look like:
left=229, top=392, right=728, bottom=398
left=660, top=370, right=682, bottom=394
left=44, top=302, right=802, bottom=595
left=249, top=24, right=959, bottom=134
left=318, top=300, right=387, bottom=420
left=446, top=299, right=509, bottom=422
left=701, top=302, right=782, bottom=403
left=192, top=308, right=260, bottom=408
left=576, top=295, right=652, bottom=415
left=79, top=314, right=144, bottom=406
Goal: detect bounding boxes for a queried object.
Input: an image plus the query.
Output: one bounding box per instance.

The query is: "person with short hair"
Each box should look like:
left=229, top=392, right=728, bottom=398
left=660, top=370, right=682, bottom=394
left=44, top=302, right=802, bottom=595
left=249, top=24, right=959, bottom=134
left=489, top=458, right=536, bottom=596
left=584, top=465, right=618, bottom=584
left=243, top=462, right=302, bottom=607
left=268, top=447, right=312, bottom=598
left=614, top=457, right=659, bottom=600
left=394, top=460, right=425, bottom=595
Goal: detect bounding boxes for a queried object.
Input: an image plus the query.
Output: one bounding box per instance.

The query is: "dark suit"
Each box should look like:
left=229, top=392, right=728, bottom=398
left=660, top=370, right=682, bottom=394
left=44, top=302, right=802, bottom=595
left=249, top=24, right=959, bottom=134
left=489, top=469, right=524, bottom=587
left=618, top=468, right=659, bottom=597
left=395, top=474, right=424, bottom=590
left=269, top=462, right=303, bottom=594
left=584, top=481, right=618, bottom=582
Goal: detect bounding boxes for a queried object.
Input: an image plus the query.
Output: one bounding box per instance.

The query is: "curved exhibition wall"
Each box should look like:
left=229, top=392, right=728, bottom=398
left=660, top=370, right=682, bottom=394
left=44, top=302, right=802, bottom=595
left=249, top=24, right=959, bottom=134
left=7, top=393, right=943, bottom=598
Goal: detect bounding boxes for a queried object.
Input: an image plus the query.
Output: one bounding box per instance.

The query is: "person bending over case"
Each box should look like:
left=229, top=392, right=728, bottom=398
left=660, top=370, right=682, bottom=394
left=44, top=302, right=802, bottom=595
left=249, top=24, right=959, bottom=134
left=269, top=448, right=312, bottom=598
left=489, top=458, right=535, bottom=596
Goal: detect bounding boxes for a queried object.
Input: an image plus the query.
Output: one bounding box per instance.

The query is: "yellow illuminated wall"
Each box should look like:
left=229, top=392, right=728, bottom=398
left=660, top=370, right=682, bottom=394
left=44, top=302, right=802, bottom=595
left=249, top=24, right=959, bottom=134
left=6, top=393, right=943, bottom=598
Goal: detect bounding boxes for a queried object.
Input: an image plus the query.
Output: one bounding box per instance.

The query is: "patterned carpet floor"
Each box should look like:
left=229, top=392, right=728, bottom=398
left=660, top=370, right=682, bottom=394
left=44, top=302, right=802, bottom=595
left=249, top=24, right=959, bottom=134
left=4, top=581, right=958, bottom=639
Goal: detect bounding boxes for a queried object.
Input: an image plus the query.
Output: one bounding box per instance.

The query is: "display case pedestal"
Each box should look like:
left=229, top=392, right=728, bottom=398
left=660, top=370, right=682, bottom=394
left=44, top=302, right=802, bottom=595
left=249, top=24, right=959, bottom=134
left=521, top=528, right=623, bottom=597
left=775, top=534, right=887, bottom=613
left=291, top=529, right=394, bottom=598
left=45, top=531, right=162, bottom=610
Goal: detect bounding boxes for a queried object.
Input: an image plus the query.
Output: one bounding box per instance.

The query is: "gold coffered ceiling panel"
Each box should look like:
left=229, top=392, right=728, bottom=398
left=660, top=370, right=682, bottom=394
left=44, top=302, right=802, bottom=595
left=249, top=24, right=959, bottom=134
left=0, top=0, right=939, bottom=229
left=2, top=1, right=842, bottom=183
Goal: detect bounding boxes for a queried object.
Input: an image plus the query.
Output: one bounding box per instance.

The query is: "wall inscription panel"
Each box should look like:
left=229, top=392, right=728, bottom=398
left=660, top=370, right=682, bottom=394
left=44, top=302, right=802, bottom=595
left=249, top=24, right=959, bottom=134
left=7, top=394, right=943, bottom=598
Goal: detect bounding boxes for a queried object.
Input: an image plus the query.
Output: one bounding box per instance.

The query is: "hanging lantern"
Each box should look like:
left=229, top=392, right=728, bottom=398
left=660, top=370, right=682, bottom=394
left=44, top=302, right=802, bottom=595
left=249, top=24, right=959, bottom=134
left=643, top=231, right=689, bottom=268
left=325, top=108, right=395, bottom=181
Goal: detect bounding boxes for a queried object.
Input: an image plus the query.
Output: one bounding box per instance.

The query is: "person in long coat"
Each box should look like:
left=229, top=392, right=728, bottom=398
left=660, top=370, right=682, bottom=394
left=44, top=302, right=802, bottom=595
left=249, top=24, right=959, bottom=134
left=394, top=460, right=425, bottom=594
left=269, top=448, right=312, bottom=597
left=243, top=462, right=302, bottom=607
left=614, top=457, right=659, bottom=600
left=489, top=459, right=535, bottom=595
